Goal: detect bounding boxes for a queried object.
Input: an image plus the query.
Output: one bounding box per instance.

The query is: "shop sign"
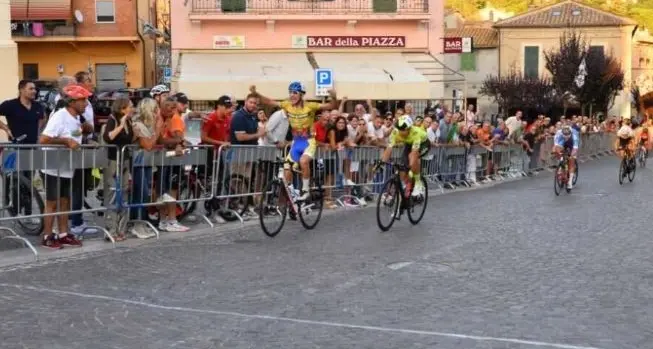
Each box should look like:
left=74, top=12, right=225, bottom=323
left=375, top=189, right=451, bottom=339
left=444, top=37, right=473, bottom=54
left=213, top=35, right=245, bottom=49
left=292, top=35, right=406, bottom=48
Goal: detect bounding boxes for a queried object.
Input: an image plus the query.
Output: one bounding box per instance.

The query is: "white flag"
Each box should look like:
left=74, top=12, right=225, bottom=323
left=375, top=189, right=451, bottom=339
left=574, top=58, right=587, bottom=88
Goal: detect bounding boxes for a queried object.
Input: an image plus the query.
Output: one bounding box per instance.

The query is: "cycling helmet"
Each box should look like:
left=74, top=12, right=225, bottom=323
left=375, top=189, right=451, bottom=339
left=150, top=84, right=170, bottom=97
left=395, top=116, right=413, bottom=130
left=62, top=84, right=92, bottom=100
left=288, top=81, right=306, bottom=94
left=561, top=125, right=572, bottom=136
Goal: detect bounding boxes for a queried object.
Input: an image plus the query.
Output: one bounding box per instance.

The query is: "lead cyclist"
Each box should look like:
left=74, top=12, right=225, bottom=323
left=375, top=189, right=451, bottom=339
left=250, top=83, right=337, bottom=201
left=380, top=116, right=429, bottom=197
left=552, top=125, right=579, bottom=189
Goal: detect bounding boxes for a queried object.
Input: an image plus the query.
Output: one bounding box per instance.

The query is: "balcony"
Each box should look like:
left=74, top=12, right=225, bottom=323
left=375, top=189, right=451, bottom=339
left=11, top=21, right=76, bottom=41
left=190, top=0, right=429, bottom=16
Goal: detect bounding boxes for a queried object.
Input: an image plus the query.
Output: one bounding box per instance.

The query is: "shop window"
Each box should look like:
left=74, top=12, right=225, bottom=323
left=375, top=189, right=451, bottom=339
left=96, top=0, right=115, bottom=23
left=22, top=64, right=38, bottom=80
left=221, top=0, right=246, bottom=12
left=460, top=52, right=476, bottom=71
left=523, top=46, right=539, bottom=79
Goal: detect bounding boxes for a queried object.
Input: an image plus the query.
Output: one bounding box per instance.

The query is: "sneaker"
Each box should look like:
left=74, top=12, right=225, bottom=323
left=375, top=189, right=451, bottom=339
left=71, top=223, right=98, bottom=236
left=58, top=233, right=83, bottom=247
left=158, top=221, right=169, bottom=231
left=411, top=182, right=425, bottom=197
left=358, top=197, right=367, bottom=207
left=298, top=190, right=310, bottom=201
left=157, top=193, right=176, bottom=204
left=345, top=179, right=356, bottom=186
left=42, top=234, right=63, bottom=249
left=166, top=221, right=190, bottom=232
left=129, top=224, right=155, bottom=239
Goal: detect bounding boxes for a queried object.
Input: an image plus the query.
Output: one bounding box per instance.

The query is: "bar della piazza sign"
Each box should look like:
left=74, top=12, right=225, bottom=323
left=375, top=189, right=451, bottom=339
left=292, top=35, right=406, bottom=48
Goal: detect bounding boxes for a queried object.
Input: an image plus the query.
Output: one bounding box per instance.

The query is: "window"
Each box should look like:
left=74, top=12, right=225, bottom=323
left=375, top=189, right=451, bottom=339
left=524, top=46, right=539, bottom=79
left=460, top=52, right=476, bottom=71
left=589, top=45, right=604, bottom=59
left=22, top=64, right=38, bottom=80
left=96, top=0, right=115, bottom=23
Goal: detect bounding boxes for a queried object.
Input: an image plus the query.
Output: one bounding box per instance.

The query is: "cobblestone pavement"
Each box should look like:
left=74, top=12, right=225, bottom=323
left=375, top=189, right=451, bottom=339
left=1, top=157, right=652, bottom=349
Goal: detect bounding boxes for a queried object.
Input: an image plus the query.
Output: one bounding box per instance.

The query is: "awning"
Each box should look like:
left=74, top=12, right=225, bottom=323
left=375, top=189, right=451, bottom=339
left=10, top=0, right=72, bottom=21
left=175, top=53, right=315, bottom=100
left=312, top=53, right=431, bottom=100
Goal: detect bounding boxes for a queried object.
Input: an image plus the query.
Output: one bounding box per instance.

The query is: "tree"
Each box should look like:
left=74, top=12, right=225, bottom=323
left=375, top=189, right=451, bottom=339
left=479, top=68, right=554, bottom=116
left=544, top=31, right=585, bottom=101
left=576, top=50, right=625, bottom=115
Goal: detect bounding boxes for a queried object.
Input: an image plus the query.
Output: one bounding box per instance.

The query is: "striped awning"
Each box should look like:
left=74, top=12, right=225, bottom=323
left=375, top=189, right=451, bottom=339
left=10, top=0, right=72, bottom=21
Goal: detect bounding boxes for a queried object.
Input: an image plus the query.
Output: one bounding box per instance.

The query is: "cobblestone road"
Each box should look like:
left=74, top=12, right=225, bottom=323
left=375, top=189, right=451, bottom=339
left=1, top=157, right=652, bottom=349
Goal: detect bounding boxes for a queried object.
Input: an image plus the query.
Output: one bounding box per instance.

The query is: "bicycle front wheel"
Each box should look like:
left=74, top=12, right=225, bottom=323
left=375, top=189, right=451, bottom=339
left=618, top=159, right=626, bottom=185
left=554, top=165, right=564, bottom=196
left=376, top=177, right=400, bottom=232
left=298, top=182, right=324, bottom=230
left=628, top=158, right=636, bottom=182
left=407, top=175, right=428, bottom=225
left=259, top=179, right=287, bottom=238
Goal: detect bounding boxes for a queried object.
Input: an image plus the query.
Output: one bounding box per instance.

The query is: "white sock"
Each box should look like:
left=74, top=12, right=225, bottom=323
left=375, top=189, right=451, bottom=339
left=302, top=179, right=310, bottom=192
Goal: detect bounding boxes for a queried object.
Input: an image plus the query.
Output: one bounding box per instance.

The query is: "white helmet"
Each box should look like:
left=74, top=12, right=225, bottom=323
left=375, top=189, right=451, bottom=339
left=150, top=84, right=170, bottom=97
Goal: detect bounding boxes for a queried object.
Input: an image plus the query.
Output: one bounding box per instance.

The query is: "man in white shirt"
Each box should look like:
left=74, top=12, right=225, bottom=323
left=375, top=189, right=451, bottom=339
left=366, top=114, right=388, bottom=147
left=505, top=110, right=523, bottom=137
left=39, top=85, right=93, bottom=249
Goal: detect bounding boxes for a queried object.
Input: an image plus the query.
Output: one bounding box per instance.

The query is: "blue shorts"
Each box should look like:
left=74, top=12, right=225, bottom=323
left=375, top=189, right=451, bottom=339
left=286, top=136, right=316, bottom=165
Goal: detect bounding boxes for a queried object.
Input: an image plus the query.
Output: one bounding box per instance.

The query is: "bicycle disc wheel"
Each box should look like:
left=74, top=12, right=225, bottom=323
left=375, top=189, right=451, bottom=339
left=298, top=182, right=324, bottom=230
left=618, top=159, right=625, bottom=185
left=15, top=174, right=44, bottom=236
left=407, top=175, right=428, bottom=225
left=259, top=179, right=287, bottom=238
left=628, top=159, right=636, bottom=182
left=376, top=178, right=400, bottom=232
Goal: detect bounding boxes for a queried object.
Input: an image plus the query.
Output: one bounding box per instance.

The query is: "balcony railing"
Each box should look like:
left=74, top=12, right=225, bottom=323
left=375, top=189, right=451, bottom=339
left=190, top=0, right=429, bottom=14
left=11, top=21, right=76, bottom=38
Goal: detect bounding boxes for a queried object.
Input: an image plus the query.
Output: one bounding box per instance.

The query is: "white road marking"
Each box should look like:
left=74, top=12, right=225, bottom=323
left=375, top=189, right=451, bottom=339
left=0, top=283, right=604, bottom=349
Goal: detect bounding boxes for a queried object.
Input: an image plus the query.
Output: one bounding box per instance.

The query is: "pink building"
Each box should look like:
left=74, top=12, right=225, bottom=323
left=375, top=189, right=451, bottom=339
left=171, top=0, right=445, bottom=105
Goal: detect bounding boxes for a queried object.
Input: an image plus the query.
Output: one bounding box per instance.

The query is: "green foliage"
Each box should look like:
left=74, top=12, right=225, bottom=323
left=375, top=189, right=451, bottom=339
left=479, top=69, right=555, bottom=114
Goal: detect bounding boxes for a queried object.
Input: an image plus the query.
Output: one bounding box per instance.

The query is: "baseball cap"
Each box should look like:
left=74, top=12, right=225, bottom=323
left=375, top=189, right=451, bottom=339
left=172, top=92, right=189, bottom=105
left=216, top=95, right=233, bottom=107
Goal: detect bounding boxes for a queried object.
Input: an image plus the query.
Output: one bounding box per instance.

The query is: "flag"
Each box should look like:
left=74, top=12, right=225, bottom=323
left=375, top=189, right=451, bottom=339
left=574, top=58, right=587, bottom=88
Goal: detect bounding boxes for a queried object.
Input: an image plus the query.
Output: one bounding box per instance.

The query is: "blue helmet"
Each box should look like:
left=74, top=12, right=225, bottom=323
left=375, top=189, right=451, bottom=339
left=288, top=81, right=306, bottom=94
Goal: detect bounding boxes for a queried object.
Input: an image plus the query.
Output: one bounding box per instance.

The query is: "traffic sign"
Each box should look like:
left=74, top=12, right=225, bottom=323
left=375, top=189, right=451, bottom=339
left=315, top=68, right=333, bottom=97
left=163, top=67, right=172, bottom=83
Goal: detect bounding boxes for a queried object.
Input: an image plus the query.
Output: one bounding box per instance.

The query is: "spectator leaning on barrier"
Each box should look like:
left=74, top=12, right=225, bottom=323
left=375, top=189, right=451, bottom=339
left=157, top=99, right=190, bottom=233
left=201, top=95, right=232, bottom=183
left=39, top=84, right=93, bottom=249
left=262, top=108, right=289, bottom=147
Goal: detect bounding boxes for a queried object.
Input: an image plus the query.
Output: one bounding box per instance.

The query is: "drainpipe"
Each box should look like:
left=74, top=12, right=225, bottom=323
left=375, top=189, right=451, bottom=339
left=136, top=0, right=146, bottom=87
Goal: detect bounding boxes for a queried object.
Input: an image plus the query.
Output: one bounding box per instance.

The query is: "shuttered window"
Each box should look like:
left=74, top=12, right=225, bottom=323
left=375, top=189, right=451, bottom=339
left=524, top=46, right=539, bottom=79
left=460, top=52, right=476, bottom=71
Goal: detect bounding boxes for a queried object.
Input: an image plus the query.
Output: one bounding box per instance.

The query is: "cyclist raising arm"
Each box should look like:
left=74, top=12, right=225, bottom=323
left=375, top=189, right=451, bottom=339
left=380, top=116, right=429, bottom=197
left=249, top=83, right=338, bottom=201
left=552, top=125, right=579, bottom=189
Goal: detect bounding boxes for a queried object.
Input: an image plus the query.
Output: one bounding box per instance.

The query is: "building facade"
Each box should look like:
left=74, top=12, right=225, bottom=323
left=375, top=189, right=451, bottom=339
left=10, top=0, right=156, bottom=91
left=0, top=2, right=19, bottom=100
left=633, top=28, right=653, bottom=98
left=171, top=0, right=446, bottom=107
left=493, top=0, right=636, bottom=118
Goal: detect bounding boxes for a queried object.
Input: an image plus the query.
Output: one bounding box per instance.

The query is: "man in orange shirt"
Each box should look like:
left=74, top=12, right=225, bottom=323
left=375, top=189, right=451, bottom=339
left=157, top=99, right=190, bottom=232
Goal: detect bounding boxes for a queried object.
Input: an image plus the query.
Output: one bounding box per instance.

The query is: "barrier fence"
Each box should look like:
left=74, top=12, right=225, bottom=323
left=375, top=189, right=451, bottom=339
left=0, top=132, right=617, bottom=259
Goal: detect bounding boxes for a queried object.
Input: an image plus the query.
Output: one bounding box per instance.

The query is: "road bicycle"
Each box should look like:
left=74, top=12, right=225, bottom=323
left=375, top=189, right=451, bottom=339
left=259, top=158, right=325, bottom=237
left=636, top=145, right=647, bottom=168
left=0, top=135, right=44, bottom=236
left=553, top=150, right=573, bottom=196
left=374, top=160, right=428, bottom=232
left=618, top=147, right=636, bottom=185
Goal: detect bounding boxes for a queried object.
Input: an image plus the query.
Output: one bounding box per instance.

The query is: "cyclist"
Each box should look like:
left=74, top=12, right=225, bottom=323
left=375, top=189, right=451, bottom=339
left=617, top=116, right=635, bottom=160
left=552, top=124, right=579, bottom=190
left=638, top=126, right=649, bottom=155
left=249, top=82, right=338, bottom=201
left=150, top=85, right=170, bottom=106
left=380, top=116, right=429, bottom=197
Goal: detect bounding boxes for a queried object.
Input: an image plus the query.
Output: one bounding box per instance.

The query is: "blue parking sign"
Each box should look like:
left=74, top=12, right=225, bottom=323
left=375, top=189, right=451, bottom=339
left=315, top=68, right=333, bottom=97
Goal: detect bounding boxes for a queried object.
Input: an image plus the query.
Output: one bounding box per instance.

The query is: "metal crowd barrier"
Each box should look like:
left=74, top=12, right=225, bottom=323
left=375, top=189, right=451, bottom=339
left=0, top=144, right=115, bottom=259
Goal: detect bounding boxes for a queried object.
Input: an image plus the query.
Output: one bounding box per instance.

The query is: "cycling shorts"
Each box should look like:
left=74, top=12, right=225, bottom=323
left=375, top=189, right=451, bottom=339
left=285, top=136, right=316, bottom=169
left=402, top=140, right=430, bottom=165
left=555, top=138, right=574, bottom=153
left=619, top=137, right=632, bottom=149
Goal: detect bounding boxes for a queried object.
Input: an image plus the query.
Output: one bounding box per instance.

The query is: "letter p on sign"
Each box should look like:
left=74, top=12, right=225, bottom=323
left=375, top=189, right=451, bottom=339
left=315, top=68, right=333, bottom=97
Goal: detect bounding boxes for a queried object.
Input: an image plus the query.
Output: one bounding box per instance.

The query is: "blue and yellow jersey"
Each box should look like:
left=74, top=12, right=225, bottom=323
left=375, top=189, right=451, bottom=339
left=279, top=100, right=321, bottom=136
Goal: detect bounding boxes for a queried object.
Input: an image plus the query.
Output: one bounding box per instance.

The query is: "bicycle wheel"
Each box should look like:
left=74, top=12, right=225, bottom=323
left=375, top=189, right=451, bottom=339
left=554, top=164, right=564, bottom=196
left=259, top=179, right=287, bottom=237
left=628, top=158, right=636, bottom=182
left=573, top=158, right=579, bottom=185
left=376, top=177, right=400, bottom=232
left=618, top=159, right=626, bottom=185
left=407, top=175, right=428, bottom=225
left=14, top=174, right=44, bottom=236
left=176, top=179, right=196, bottom=221
left=298, top=180, right=324, bottom=230
left=227, top=173, right=252, bottom=218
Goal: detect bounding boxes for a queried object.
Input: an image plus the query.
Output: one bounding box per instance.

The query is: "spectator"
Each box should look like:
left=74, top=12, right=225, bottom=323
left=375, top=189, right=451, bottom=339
left=256, top=109, right=268, bottom=145
left=465, top=104, right=476, bottom=127
left=51, top=75, right=76, bottom=116
left=438, top=112, right=453, bottom=144
left=172, top=92, right=201, bottom=122
left=367, top=114, right=387, bottom=147
left=39, top=85, right=91, bottom=249
left=261, top=108, right=289, bottom=147
left=157, top=99, right=190, bottom=232
left=505, top=110, right=522, bottom=137
left=426, top=118, right=440, bottom=146
left=130, top=98, right=161, bottom=238
left=353, top=100, right=372, bottom=123
left=460, top=123, right=479, bottom=184
left=350, top=115, right=368, bottom=146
